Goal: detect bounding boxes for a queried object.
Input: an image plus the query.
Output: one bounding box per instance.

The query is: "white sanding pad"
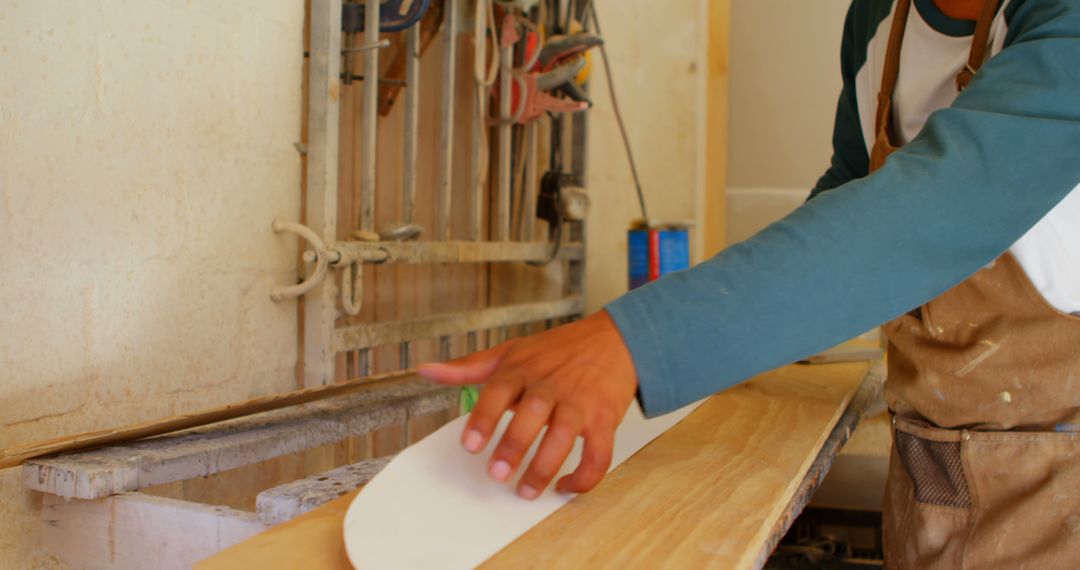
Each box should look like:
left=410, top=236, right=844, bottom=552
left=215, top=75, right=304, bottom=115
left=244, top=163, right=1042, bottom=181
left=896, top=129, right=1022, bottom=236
left=343, top=400, right=701, bottom=569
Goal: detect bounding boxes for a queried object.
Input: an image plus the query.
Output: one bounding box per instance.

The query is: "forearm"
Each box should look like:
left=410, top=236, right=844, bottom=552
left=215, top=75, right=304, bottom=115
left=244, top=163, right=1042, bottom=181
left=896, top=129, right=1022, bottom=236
left=608, top=2, right=1080, bottom=415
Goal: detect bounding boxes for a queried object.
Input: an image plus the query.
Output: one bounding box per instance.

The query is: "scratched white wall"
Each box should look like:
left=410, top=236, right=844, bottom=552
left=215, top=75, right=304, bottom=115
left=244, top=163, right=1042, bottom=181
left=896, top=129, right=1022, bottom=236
left=0, top=1, right=303, bottom=565
left=585, top=0, right=710, bottom=311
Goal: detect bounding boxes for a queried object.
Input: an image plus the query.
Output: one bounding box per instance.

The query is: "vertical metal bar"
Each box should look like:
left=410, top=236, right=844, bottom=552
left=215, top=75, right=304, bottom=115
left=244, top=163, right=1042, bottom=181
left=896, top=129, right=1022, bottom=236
left=402, top=26, right=421, bottom=225
left=400, top=23, right=421, bottom=370
left=359, top=348, right=371, bottom=378
left=436, top=0, right=459, bottom=361
left=522, top=122, right=538, bottom=240
left=496, top=41, right=513, bottom=241
left=304, top=0, right=343, bottom=386
left=468, top=0, right=488, bottom=242
left=436, top=0, right=458, bottom=241
left=360, top=0, right=380, bottom=231
left=569, top=91, right=588, bottom=319
left=358, top=0, right=380, bottom=375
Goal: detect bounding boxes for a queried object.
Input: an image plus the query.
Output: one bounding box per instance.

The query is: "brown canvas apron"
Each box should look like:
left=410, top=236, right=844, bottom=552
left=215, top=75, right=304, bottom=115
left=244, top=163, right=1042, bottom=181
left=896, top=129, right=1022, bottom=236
left=870, top=1, right=1080, bottom=567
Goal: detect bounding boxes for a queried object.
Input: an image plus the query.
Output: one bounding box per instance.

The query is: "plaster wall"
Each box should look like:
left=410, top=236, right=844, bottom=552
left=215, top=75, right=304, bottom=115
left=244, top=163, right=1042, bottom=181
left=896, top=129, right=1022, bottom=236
left=584, top=0, right=711, bottom=311
left=0, top=1, right=303, bottom=565
left=726, top=0, right=849, bottom=242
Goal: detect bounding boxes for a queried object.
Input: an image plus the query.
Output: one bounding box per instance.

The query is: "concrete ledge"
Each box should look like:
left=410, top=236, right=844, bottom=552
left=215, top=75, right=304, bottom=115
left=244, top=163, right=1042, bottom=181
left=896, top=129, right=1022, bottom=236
left=24, top=381, right=455, bottom=499
left=256, top=455, right=393, bottom=525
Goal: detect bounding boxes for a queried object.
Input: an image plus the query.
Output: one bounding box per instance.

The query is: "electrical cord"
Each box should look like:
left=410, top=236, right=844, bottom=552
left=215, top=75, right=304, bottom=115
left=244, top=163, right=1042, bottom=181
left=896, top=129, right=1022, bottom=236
left=588, top=1, right=650, bottom=226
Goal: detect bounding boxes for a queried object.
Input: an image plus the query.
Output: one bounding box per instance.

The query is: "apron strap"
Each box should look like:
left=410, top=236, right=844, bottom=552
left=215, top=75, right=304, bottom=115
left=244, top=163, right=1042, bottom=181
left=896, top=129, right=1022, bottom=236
left=873, top=0, right=1005, bottom=172
left=875, top=0, right=912, bottom=137
left=956, top=0, right=1004, bottom=91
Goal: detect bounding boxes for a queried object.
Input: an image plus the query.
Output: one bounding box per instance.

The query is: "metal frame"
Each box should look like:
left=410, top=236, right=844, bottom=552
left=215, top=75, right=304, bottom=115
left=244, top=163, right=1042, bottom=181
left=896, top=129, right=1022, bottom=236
left=277, top=0, right=589, bottom=383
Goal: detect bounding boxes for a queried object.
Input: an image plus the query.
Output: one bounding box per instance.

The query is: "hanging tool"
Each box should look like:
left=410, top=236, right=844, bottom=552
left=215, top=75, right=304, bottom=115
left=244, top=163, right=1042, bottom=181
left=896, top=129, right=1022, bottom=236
left=498, top=15, right=603, bottom=125
left=342, top=0, right=432, bottom=33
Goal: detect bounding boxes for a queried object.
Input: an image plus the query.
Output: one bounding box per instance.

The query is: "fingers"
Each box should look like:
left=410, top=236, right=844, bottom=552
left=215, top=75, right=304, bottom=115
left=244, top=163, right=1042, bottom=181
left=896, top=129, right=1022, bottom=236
left=460, top=377, right=522, bottom=453
left=516, top=405, right=584, bottom=500
left=417, top=341, right=514, bottom=385
left=555, top=425, right=615, bottom=494
left=487, top=392, right=554, bottom=483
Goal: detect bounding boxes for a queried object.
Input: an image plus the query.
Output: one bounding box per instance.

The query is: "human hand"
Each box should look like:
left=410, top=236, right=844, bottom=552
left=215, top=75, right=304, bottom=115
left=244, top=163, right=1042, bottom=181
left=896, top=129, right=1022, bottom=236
left=418, top=310, right=638, bottom=500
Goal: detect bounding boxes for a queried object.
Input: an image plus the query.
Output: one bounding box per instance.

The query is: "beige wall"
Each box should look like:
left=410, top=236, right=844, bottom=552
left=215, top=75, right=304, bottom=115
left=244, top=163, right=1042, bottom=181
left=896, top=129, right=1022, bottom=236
left=0, top=1, right=303, bottom=565
left=726, top=0, right=849, bottom=242
left=585, top=0, right=711, bottom=311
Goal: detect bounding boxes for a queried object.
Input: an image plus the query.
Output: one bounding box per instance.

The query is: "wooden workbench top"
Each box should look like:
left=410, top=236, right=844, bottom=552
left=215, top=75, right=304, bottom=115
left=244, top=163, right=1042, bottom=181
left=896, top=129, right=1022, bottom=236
left=198, top=358, right=881, bottom=570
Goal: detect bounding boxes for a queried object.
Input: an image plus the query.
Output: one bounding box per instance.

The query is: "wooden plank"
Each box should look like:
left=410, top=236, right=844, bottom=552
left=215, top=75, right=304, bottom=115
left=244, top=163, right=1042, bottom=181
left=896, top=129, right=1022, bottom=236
left=195, top=359, right=877, bottom=570
left=23, top=380, right=455, bottom=499
left=2, top=369, right=416, bottom=470
left=43, top=493, right=267, bottom=570
left=704, top=0, right=730, bottom=258
left=484, top=360, right=877, bottom=569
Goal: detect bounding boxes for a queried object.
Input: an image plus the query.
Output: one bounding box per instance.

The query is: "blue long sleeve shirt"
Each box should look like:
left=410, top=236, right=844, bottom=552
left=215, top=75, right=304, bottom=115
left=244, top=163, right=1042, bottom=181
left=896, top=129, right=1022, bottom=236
left=606, top=0, right=1080, bottom=417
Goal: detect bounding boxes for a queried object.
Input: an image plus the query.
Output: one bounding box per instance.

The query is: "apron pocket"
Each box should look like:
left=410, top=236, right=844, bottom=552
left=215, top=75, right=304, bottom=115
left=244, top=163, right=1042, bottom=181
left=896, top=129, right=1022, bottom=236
left=895, top=423, right=972, bottom=509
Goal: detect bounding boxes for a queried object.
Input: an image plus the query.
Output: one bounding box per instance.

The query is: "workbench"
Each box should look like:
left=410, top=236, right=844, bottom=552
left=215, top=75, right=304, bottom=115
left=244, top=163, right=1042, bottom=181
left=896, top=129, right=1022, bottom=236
left=198, top=358, right=883, bottom=569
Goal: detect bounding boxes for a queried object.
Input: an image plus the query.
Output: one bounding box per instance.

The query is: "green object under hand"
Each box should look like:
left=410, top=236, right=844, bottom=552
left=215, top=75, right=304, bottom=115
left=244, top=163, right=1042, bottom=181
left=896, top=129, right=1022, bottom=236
left=460, top=386, right=480, bottom=414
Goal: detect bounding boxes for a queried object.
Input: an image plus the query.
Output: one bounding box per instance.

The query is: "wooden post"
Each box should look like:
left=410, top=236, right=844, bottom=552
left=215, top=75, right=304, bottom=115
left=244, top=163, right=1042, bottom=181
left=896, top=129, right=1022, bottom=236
left=304, top=0, right=343, bottom=386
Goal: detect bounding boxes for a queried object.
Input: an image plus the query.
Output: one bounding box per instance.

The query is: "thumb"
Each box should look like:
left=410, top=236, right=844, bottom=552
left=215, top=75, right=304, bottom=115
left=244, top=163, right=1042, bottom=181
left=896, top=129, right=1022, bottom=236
left=417, top=341, right=515, bottom=385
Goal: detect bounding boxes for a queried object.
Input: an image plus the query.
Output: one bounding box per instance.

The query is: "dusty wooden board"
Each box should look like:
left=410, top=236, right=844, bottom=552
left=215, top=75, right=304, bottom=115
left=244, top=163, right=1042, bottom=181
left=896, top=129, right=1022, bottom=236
left=198, top=360, right=876, bottom=570
left=24, top=381, right=455, bottom=499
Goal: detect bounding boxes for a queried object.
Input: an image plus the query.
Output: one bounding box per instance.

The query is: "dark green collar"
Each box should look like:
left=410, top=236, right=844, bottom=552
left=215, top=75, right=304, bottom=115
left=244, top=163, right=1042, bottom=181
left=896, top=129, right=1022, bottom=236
left=914, top=0, right=978, bottom=37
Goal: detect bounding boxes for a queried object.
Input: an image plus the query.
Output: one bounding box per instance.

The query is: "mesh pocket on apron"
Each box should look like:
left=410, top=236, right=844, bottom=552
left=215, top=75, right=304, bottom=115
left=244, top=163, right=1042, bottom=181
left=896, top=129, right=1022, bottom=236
left=895, top=430, right=972, bottom=509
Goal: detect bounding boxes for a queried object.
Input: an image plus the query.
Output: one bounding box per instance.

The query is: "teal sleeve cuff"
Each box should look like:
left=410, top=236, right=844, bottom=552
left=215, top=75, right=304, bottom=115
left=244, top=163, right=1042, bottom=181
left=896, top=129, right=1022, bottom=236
left=604, top=299, right=676, bottom=417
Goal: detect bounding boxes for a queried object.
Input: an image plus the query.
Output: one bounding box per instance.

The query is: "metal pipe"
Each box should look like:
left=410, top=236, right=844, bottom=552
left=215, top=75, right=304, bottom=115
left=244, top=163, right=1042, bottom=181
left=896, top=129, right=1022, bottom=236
left=334, top=239, right=583, bottom=264
left=401, top=23, right=422, bottom=369
left=334, top=296, right=585, bottom=352
left=434, top=0, right=459, bottom=361
left=496, top=40, right=513, bottom=241
left=357, top=0, right=382, bottom=376
left=359, top=0, right=380, bottom=231
left=436, top=0, right=458, bottom=240
left=402, top=26, right=421, bottom=225
left=522, top=122, right=539, bottom=240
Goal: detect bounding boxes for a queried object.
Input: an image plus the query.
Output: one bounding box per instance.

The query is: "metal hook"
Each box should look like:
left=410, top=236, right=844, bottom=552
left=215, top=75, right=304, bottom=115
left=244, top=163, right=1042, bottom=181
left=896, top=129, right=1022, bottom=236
left=270, top=219, right=332, bottom=302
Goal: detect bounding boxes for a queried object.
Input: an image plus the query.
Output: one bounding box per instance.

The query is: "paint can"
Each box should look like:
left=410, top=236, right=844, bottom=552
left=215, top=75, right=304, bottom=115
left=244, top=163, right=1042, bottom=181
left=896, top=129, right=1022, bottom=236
left=627, top=221, right=690, bottom=290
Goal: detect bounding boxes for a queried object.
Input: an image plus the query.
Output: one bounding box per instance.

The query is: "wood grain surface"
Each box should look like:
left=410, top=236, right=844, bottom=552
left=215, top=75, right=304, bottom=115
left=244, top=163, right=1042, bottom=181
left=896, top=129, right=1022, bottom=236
left=196, top=489, right=360, bottom=570
left=198, top=360, right=874, bottom=570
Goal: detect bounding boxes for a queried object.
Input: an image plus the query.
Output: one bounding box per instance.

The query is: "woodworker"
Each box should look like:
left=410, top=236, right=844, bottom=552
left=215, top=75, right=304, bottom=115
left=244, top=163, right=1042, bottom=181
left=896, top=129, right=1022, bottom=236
left=420, top=0, right=1080, bottom=566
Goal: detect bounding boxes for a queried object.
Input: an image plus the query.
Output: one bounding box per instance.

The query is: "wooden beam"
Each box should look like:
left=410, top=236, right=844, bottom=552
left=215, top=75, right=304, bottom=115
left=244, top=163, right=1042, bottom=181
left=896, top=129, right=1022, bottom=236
left=303, top=0, right=343, bottom=387
left=0, top=370, right=421, bottom=470
left=704, top=0, right=730, bottom=258
left=22, top=380, right=455, bottom=499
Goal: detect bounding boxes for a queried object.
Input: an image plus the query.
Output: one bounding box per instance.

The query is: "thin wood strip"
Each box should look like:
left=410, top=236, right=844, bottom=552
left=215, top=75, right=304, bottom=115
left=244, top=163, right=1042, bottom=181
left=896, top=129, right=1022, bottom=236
left=0, top=370, right=417, bottom=470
